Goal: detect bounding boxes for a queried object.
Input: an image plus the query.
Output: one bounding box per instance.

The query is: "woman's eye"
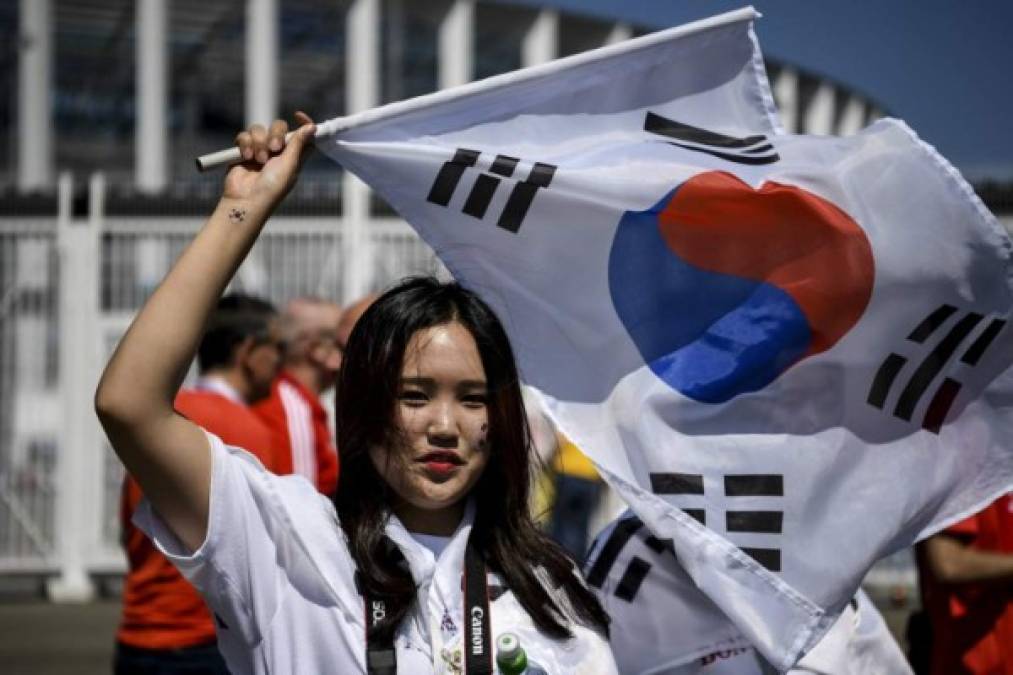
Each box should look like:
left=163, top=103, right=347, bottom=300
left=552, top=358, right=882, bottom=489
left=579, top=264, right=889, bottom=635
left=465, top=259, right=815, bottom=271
left=399, top=390, right=427, bottom=405
left=462, top=394, right=488, bottom=407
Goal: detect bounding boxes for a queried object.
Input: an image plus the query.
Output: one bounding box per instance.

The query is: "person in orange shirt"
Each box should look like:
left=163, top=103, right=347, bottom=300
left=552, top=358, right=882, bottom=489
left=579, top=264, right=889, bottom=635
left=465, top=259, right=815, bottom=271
left=914, top=493, right=1013, bottom=675
left=116, top=293, right=283, bottom=674
left=252, top=297, right=342, bottom=497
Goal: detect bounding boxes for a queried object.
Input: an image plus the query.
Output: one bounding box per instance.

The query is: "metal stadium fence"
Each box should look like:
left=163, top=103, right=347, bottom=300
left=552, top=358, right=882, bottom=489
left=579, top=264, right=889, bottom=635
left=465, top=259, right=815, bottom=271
left=0, top=216, right=59, bottom=577
left=0, top=173, right=444, bottom=598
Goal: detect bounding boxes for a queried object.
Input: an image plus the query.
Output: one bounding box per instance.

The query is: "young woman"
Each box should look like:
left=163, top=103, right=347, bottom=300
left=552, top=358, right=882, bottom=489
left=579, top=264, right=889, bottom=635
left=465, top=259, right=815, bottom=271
left=95, top=114, right=616, bottom=674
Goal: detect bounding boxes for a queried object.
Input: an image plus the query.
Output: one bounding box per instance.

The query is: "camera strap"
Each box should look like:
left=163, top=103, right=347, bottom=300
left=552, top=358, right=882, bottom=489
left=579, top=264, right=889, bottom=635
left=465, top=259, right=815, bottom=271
left=362, top=536, right=492, bottom=674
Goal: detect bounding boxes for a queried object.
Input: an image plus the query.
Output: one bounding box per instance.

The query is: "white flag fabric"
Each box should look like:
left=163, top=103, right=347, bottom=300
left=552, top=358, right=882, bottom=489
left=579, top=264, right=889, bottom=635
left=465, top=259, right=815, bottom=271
left=314, top=7, right=1013, bottom=669
left=584, top=512, right=912, bottom=674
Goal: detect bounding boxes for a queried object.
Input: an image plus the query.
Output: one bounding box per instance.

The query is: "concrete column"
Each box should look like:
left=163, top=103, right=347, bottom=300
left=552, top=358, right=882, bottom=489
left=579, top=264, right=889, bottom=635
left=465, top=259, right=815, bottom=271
left=804, top=82, right=836, bottom=136
left=772, top=67, right=798, bottom=134
left=438, top=0, right=473, bottom=89
left=346, top=0, right=380, bottom=115
left=343, top=0, right=380, bottom=302
left=837, top=97, right=866, bottom=137
left=521, top=9, right=558, bottom=67
left=246, top=0, right=279, bottom=127
left=605, top=22, right=633, bottom=46
left=136, top=0, right=168, bottom=193
left=48, top=173, right=101, bottom=602
left=17, top=0, right=52, bottom=192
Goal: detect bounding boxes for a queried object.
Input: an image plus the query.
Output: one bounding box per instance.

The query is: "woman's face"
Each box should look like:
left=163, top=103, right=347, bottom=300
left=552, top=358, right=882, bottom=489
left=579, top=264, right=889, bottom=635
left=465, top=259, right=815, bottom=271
left=370, top=321, right=491, bottom=525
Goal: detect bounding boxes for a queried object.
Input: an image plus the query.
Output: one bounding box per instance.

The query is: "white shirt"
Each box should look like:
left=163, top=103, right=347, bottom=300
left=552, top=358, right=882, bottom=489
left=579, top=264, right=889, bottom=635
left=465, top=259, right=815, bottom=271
left=193, top=375, right=245, bottom=405
left=135, top=431, right=617, bottom=674
left=411, top=532, right=453, bottom=561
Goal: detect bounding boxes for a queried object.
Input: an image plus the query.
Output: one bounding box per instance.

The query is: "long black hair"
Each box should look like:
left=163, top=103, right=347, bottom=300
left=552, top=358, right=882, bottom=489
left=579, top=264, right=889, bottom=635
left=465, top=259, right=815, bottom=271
left=335, top=277, right=609, bottom=642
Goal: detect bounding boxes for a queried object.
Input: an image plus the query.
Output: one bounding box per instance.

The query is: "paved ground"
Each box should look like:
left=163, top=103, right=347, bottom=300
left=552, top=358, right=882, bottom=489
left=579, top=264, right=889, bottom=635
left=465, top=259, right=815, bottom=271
left=0, top=599, right=120, bottom=675
left=0, top=594, right=913, bottom=674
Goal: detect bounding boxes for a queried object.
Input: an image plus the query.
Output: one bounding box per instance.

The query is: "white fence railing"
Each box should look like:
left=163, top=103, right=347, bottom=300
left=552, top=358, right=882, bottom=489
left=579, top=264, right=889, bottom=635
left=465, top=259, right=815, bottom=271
left=0, top=172, right=444, bottom=599
left=1, top=215, right=60, bottom=578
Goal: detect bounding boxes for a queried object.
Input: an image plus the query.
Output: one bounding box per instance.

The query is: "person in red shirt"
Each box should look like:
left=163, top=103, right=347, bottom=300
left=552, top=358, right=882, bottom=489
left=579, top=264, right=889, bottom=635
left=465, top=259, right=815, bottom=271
left=915, top=493, right=1013, bottom=675
left=116, top=294, right=283, bottom=674
left=253, top=297, right=342, bottom=497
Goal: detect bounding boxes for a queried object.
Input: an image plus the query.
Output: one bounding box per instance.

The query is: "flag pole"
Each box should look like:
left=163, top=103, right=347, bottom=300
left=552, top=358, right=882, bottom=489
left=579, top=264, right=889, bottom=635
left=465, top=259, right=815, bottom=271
left=194, top=143, right=246, bottom=172
left=195, top=127, right=332, bottom=172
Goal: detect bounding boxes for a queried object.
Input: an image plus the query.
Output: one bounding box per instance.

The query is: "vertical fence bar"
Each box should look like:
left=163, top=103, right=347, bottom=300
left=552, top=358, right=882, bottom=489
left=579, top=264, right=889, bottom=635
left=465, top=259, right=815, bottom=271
left=47, top=173, right=101, bottom=601
left=342, top=0, right=380, bottom=302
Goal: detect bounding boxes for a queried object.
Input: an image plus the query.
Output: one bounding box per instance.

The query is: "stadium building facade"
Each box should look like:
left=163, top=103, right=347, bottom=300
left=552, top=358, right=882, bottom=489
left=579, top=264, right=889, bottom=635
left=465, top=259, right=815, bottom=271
left=0, top=0, right=998, bottom=599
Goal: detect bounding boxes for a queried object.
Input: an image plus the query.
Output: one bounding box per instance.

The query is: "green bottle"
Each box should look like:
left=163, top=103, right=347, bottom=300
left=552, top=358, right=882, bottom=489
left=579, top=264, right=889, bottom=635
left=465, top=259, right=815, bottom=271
left=495, top=633, right=527, bottom=674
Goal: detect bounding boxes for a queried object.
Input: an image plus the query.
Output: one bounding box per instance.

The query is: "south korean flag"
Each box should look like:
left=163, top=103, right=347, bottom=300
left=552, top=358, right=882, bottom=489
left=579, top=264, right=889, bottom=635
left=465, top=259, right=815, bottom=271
left=313, top=5, right=1013, bottom=668
left=584, top=513, right=912, bottom=674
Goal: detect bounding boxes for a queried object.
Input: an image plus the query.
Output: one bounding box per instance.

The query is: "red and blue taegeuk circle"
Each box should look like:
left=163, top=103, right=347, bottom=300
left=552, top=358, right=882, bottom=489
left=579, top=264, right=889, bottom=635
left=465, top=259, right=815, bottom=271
left=608, top=171, right=875, bottom=403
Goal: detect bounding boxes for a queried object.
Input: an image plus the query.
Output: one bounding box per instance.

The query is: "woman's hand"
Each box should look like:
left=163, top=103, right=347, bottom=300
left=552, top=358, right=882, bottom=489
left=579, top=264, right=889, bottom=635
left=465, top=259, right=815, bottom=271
left=225, top=111, right=316, bottom=210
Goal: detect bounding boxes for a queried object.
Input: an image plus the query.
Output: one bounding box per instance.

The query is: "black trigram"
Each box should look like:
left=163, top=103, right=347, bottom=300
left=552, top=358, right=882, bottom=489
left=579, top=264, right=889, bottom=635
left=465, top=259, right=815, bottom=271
left=584, top=474, right=785, bottom=604
left=649, top=472, right=784, bottom=572
left=425, top=147, right=557, bottom=233
left=867, top=304, right=1006, bottom=434
left=644, top=111, right=779, bottom=165
left=584, top=516, right=672, bottom=604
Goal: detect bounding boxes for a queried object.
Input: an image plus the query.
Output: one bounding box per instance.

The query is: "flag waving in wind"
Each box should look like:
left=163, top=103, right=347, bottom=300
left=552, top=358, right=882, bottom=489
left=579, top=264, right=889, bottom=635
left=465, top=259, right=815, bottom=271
left=313, top=7, right=1013, bottom=670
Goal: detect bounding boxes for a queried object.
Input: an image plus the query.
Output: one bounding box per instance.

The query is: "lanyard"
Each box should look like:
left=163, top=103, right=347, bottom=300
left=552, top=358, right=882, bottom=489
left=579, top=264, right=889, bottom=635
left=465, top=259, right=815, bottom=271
left=362, top=537, right=493, bottom=675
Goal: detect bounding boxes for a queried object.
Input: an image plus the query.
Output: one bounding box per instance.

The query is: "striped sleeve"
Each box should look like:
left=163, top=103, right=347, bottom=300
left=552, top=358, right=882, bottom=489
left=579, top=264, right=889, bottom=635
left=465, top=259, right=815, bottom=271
left=278, top=381, right=318, bottom=485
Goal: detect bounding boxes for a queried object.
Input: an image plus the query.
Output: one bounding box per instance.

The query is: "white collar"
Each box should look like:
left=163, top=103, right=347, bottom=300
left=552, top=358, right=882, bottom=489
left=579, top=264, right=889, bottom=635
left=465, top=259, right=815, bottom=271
left=193, top=375, right=246, bottom=405
left=384, top=499, right=476, bottom=589
left=410, top=532, right=453, bottom=559
left=384, top=500, right=478, bottom=658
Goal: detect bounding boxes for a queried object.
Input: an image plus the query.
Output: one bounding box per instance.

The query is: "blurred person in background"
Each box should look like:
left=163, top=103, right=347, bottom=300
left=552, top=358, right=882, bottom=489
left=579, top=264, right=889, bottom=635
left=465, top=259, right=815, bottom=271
left=549, top=435, right=605, bottom=560
left=116, top=293, right=282, bottom=675
left=253, top=297, right=342, bottom=497
left=335, top=292, right=378, bottom=355
left=912, top=492, right=1013, bottom=674
left=521, top=388, right=611, bottom=559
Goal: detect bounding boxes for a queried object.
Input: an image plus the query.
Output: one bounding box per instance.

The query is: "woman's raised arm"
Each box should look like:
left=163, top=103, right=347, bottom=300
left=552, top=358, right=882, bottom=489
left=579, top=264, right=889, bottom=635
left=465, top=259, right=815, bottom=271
left=95, top=114, right=316, bottom=551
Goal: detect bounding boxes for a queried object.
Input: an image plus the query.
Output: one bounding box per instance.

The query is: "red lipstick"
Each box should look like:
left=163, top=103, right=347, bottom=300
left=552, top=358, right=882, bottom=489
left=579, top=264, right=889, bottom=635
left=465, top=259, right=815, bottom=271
left=418, top=451, right=463, bottom=476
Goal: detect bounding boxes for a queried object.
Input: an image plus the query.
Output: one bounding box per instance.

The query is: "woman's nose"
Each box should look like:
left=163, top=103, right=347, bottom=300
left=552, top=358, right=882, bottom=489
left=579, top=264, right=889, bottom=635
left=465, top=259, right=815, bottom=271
left=427, top=401, right=458, bottom=445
